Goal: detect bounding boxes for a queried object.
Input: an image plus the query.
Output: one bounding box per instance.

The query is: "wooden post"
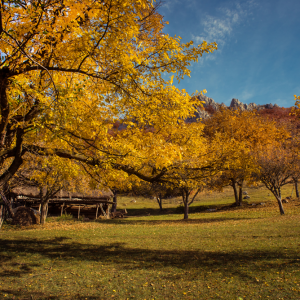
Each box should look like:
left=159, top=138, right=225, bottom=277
left=100, top=203, right=106, bottom=218
left=78, top=205, right=81, bottom=219
left=38, top=204, right=41, bottom=212
left=95, top=204, right=99, bottom=219
left=106, top=204, right=110, bottom=219
left=61, top=202, right=65, bottom=216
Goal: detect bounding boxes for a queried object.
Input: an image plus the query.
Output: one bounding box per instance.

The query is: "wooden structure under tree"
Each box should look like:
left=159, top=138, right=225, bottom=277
left=9, top=186, right=114, bottom=219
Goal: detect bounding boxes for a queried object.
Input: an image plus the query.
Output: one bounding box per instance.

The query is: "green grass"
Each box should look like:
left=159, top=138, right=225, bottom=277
left=1, top=184, right=300, bottom=299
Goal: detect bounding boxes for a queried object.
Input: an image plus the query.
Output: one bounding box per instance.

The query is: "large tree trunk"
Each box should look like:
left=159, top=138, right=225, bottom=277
left=40, top=201, right=49, bottom=225
left=230, top=179, right=239, bottom=205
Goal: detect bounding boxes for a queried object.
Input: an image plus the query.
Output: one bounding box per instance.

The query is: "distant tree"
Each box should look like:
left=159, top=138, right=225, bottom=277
left=203, top=108, right=285, bottom=206
left=254, top=144, right=298, bottom=215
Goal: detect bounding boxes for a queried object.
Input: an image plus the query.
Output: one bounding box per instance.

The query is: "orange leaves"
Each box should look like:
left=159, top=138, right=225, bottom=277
left=291, top=95, right=300, bottom=117
left=0, top=0, right=220, bottom=197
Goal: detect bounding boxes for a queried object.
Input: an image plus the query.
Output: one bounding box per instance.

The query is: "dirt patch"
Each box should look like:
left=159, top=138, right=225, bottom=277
left=12, top=207, right=40, bottom=226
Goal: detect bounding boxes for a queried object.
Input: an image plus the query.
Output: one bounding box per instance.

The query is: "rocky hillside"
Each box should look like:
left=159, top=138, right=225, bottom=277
left=186, top=94, right=281, bottom=121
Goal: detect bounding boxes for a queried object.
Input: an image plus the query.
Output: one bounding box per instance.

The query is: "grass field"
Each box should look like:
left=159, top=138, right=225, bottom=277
left=1, top=184, right=300, bottom=299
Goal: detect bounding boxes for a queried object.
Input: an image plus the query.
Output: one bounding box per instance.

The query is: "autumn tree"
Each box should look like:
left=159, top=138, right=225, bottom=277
left=254, top=142, right=298, bottom=215
left=284, top=134, right=300, bottom=198
left=203, top=108, right=287, bottom=206
left=141, top=121, right=229, bottom=219
left=0, top=0, right=217, bottom=197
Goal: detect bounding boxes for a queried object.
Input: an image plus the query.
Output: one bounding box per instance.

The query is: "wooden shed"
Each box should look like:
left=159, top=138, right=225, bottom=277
left=10, top=186, right=114, bottom=219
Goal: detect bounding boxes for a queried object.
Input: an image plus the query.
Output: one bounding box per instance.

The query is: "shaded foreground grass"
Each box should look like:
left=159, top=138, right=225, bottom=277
left=1, top=191, right=300, bottom=299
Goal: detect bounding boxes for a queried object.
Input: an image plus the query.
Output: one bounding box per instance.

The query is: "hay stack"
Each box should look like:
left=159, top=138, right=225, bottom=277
left=12, top=207, right=40, bottom=226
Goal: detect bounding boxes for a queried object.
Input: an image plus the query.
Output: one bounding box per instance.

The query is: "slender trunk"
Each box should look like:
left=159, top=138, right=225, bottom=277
left=184, top=200, right=189, bottom=220
left=112, top=189, right=117, bottom=213
left=238, top=180, right=244, bottom=206
left=276, top=197, right=285, bottom=215
left=40, top=201, right=48, bottom=225
left=273, top=188, right=284, bottom=215
left=156, top=193, right=163, bottom=211
left=238, top=187, right=242, bottom=206
left=294, top=179, right=299, bottom=198
left=230, top=179, right=239, bottom=205
left=182, top=190, right=190, bottom=220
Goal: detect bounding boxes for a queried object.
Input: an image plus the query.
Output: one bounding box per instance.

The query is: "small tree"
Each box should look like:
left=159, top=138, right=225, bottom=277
left=254, top=145, right=297, bottom=215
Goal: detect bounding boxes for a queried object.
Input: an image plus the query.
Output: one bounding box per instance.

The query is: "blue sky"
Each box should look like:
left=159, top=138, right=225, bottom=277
left=159, top=0, right=300, bottom=107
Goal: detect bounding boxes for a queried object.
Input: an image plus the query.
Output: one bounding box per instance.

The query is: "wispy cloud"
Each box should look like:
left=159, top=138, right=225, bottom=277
left=193, top=1, right=256, bottom=47
left=240, top=90, right=254, bottom=102
left=161, top=0, right=196, bottom=12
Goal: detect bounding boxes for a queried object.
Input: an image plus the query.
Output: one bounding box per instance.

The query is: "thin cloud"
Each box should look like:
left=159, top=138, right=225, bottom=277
left=193, top=1, right=256, bottom=47
left=240, top=90, right=254, bottom=102
left=162, top=0, right=196, bottom=12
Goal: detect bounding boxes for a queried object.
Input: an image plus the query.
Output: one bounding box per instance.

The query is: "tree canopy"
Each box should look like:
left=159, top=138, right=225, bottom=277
left=0, top=0, right=217, bottom=188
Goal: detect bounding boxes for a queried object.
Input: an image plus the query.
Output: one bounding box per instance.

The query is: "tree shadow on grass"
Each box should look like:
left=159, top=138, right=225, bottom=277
left=1, top=236, right=299, bottom=283
left=100, top=216, right=257, bottom=225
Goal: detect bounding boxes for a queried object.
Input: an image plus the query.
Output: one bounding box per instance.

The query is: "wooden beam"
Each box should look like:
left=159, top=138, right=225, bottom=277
left=13, top=194, right=111, bottom=201
left=14, top=198, right=114, bottom=205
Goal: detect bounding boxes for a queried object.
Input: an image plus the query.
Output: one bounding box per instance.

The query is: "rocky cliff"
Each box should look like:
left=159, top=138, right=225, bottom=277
left=188, top=94, right=280, bottom=121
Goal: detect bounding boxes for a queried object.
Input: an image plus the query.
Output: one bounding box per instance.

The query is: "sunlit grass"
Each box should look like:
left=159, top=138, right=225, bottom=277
left=1, top=184, right=299, bottom=299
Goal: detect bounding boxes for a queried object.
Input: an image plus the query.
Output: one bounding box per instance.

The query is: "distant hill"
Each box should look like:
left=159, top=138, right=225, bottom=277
left=185, top=94, right=295, bottom=123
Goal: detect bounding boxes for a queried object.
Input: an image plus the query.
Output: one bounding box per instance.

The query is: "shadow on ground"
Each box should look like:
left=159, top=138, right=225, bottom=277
left=98, top=216, right=257, bottom=225
left=1, top=235, right=299, bottom=281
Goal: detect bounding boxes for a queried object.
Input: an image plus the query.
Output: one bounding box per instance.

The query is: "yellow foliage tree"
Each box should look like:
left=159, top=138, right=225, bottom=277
left=0, top=0, right=217, bottom=192
left=128, top=121, right=231, bottom=219
left=254, top=142, right=297, bottom=215
left=203, top=108, right=288, bottom=206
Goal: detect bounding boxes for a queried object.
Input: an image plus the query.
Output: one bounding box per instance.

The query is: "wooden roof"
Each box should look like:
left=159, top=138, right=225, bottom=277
left=11, top=186, right=113, bottom=199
